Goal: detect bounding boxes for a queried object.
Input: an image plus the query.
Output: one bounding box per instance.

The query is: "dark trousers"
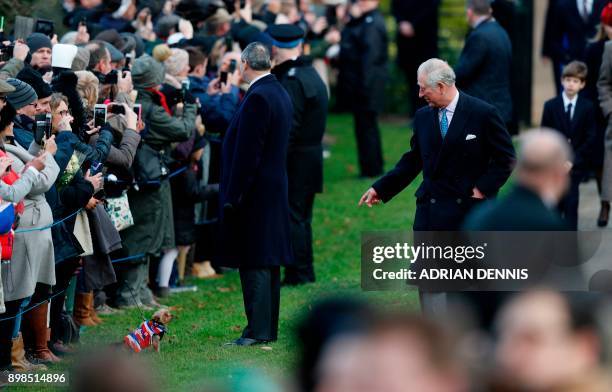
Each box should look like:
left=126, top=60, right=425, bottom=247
left=0, top=299, right=21, bottom=369
left=239, top=267, right=280, bottom=341
left=558, top=172, right=581, bottom=230
left=353, top=110, right=384, bottom=177
left=50, top=258, right=80, bottom=343
left=284, top=192, right=315, bottom=285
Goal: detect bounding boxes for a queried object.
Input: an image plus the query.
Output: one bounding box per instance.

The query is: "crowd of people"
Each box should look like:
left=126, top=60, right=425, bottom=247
left=0, top=0, right=344, bottom=374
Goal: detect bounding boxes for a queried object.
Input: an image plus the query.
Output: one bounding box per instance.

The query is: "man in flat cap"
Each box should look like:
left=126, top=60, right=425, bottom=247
left=0, top=79, right=15, bottom=111
left=268, top=24, right=328, bottom=286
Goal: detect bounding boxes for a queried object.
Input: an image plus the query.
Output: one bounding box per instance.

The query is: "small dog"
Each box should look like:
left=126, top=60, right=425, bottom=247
left=124, top=309, right=173, bottom=353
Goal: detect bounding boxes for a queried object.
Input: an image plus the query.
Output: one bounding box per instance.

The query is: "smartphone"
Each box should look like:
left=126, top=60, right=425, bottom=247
left=181, top=79, right=190, bottom=101
left=34, top=19, right=54, bottom=38
left=89, top=161, right=103, bottom=175
left=109, top=104, right=125, bottom=115
left=220, top=71, right=228, bottom=85
left=123, top=53, right=132, bottom=73
left=228, top=59, right=237, bottom=74
left=78, top=16, right=87, bottom=27
left=44, top=113, right=51, bottom=139
left=225, top=36, right=233, bottom=51
left=133, top=103, right=142, bottom=121
left=94, top=104, right=107, bottom=128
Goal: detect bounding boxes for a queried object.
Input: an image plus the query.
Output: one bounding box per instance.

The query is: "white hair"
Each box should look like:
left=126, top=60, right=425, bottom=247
left=417, top=58, right=456, bottom=87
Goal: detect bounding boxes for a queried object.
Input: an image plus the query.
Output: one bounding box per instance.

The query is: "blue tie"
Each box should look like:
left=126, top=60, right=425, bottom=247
left=440, top=108, right=449, bottom=139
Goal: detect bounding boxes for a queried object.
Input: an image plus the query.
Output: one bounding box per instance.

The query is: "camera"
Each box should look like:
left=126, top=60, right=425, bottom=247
left=96, top=69, right=118, bottom=85
left=0, top=43, right=13, bottom=62
left=33, top=113, right=52, bottom=145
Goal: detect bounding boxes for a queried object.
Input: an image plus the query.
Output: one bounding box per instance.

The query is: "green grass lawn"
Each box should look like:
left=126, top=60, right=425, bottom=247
left=25, top=114, right=421, bottom=391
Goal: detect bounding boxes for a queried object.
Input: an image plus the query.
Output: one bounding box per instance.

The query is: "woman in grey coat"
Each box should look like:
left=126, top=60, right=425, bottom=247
left=0, top=81, right=61, bottom=364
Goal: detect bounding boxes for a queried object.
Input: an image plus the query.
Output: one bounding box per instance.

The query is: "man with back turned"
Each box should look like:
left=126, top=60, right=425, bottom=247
left=219, top=42, right=294, bottom=346
left=268, top=24, right=329, bottom=286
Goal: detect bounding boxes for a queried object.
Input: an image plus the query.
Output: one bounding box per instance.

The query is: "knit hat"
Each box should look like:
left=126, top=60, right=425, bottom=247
left=164, top=48, right=189, bottom=77
left=16, top=67, right=52, bottom=99
left=121, top=32, right=144, bottom=57
left=104, top=42, right=124, bottom=62
left=132, top=55, right=165, bottom=89
left=26, top=33, right=52, bottom=53
left=5, top=78, right=38, bottom=110
left=72, top=47, right=91, bottom=71
left=602, top=2, right=612, bottom=26
left=155, top=15, right=181, bottom=39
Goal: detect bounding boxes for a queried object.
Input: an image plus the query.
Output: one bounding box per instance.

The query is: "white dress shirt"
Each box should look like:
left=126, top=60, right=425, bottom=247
left=248, top=72, right=271, bottom=90
left=438, top=90, right=460, bottom=126
left=577, top=0, right=593, bottom=19
left=562, top=92, right=578, bottom=120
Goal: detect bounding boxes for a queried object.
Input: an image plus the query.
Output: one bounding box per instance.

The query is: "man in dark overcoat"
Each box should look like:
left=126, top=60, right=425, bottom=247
left=219, top=42, right=294, bottom=346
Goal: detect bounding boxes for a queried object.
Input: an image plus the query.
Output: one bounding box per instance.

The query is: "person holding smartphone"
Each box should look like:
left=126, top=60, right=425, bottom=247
left=113, top=54, right=197, bottom=309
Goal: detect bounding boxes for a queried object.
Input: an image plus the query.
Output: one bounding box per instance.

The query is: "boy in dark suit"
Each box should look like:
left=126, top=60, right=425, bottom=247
left=541, top=61, right=596, bottom=229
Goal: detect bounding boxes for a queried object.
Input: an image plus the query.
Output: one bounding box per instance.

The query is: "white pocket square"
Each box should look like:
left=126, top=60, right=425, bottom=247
left=465, top=134, right=477, bottom=140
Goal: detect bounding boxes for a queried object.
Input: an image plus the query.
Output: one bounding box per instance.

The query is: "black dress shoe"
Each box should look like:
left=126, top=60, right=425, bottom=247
left=224, top=337, right=269, bottom=346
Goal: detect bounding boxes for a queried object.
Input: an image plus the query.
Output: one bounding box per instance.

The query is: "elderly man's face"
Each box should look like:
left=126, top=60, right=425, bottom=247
left=31, top=47, right=52, bottom=68
left=418, top=73, right=446, bottom=108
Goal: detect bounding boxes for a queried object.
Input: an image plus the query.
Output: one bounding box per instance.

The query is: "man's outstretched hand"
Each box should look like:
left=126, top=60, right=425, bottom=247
left=359, top=187, right=381, bottom=208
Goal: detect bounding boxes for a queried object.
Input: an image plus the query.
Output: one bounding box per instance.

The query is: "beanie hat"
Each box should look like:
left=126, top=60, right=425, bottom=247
left=602, top=2, right=612, bottom=26
left=16, top=67, right=52, bottom=99
left=132, top=55, right=165, bottom=89
left=26, top=33, right=52, bottom=53
left=5, top=78, right=38, bottom=110
left=164, top=48, right=189, bottom=77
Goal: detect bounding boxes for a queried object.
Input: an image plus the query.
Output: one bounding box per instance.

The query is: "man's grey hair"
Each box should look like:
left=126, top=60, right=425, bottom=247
left=241, top=42, right=271, bottom=71
left=417, top=58, right=456, bottom=87
left=467, top=0, right=492, bottom=16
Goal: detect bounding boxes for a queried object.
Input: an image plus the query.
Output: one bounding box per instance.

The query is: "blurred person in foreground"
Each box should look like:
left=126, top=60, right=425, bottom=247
left=314, top=313, right=468, bottom=392
left=493, top=290, right=611, bottom=391
left=268, top=24, right=328, bottom=286
left=462, top=129, right=572, bottom=329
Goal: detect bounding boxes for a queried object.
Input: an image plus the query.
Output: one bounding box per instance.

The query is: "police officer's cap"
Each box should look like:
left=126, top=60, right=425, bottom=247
left=266, top=24, right=305, bottom=49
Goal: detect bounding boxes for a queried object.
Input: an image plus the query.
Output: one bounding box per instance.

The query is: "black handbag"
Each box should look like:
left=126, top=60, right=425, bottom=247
left=60, top=310, right=80, bottom=344
left=132, top=143, right=170, bottom=188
